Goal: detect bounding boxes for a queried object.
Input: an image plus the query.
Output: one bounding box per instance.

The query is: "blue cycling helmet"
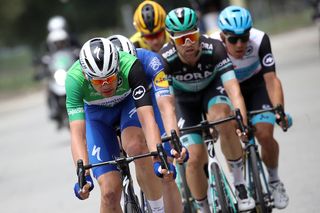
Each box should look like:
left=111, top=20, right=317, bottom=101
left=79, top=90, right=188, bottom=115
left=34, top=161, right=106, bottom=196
left=218, top=5, right=252, bottom=35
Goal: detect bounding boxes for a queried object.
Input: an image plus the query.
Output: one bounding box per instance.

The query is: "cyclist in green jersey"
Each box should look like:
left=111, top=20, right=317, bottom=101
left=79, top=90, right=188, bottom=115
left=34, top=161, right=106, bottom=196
left=66, top=37, right=183, bottom=213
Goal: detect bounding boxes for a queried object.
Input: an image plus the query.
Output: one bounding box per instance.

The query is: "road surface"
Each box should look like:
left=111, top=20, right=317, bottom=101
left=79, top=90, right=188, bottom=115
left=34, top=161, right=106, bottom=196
left=1, top=24, right=319, bottom=212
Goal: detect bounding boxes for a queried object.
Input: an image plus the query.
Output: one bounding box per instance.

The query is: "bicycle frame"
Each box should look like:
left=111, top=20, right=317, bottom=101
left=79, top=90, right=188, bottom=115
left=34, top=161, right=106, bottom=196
left=77, top=143, right=168, bottom=213
left=172, top=109, right=244, bottom=213
left=243, top=104, right=288, bottom=213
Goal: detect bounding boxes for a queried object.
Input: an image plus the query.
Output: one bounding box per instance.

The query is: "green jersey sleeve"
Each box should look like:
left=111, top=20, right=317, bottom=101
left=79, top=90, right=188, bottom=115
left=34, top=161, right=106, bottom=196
left=65, top=60, right=86, bottom=121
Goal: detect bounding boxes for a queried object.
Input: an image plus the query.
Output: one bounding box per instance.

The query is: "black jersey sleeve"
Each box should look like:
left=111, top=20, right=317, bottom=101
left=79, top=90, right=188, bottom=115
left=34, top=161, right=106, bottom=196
left=259, top=34, right=276, bottom=74
left=212, top=40, right=234, bottom=77
left=128, top=60, right=153, bottom=108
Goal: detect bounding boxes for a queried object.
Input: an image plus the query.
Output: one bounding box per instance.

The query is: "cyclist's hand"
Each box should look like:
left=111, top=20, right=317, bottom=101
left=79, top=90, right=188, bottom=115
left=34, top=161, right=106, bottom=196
left=153, top=161, right=176, bottom=181
left=236, top=127, right=249, bottom=142
left=74, top=175, right=94, bottom=200
left=170, top=146, right=189, bottom=164
left=276, top=113, right=293, bottom=130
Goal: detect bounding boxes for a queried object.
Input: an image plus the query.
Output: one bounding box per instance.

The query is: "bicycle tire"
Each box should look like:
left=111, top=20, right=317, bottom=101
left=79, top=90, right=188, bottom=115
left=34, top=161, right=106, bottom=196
left=248, top=145, right=268, bottom=213
left=176, top=164, right=197, bottom=213
left=124, top=201, right=143, bottom=213
left=211, top=162, right=229, bottom=213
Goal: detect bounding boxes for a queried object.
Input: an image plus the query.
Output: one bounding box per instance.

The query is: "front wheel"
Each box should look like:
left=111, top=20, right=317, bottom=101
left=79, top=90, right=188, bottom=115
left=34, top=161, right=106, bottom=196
left=248, top=145, right=269, bottom=213
left=211, top=162, right=229, bottom=213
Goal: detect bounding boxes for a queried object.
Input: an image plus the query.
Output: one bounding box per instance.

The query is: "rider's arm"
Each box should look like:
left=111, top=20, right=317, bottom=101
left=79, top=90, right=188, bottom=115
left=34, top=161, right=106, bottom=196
left=214, top=40, right=248, bottom=124
left=69, top=120, right=89, bottom=172
left=128, top=60, right=162, bottom=152
left=148, top=53, right=179, bottom=136
left=264, top=72, right=285, bottom=109
left=65, top=69, right=90, bottom=170
left=223, top=78, right=248, bottom=125
left=259, top=34, right=285, bottom=109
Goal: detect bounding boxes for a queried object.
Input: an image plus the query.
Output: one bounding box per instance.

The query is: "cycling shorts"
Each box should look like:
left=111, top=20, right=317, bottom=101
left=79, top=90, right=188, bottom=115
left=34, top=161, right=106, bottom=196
left=174, top=77, right=232, bottom=147
left=84, top=95, right=141, bottom=179
left=240, top=81, right=275, bottom=125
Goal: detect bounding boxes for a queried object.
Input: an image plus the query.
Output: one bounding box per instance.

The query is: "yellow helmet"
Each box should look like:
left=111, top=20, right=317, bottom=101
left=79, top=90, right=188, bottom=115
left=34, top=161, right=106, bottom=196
left=133, top=0, right=166, bottom=35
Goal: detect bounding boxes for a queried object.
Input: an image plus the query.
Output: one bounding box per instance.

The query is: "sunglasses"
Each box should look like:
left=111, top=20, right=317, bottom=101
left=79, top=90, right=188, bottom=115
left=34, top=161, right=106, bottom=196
left=90, top=74, right=117, bottom=86
left=171, top=29, right=200, bottom=46
left=225, top=33, right=250, bottom=44
left=142, top=30, right=165, bottom=40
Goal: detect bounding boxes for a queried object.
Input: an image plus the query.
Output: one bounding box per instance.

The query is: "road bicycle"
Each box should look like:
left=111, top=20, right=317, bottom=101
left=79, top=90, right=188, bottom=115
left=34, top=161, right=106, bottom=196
left=77, top=140, right=171, bottom=213
left=174, top=109, right=246, bottom=213
left=239, top=105, right=290, bottom=213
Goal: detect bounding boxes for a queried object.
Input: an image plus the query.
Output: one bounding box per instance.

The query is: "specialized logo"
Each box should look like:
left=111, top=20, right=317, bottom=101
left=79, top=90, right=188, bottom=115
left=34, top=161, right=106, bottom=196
left=92, top=145, right=102, bottom=161
left=216, top=86, right=225, bottom=94
left=132, top=85, right=146, bottom=100
left=117, top=76, right=123, bottom=87
left=154, top=71, right=169, bottom=88
left=177, top=117, right=185, bottom=129
left=128, top=107, right=137, bottom=118
left=93, top=46, right=101, bottom=60
left=262, top=53, right=275, bottom=67
left=176, top=8, right=184, bottom=18
left=150, top=57, right=162, bottom=71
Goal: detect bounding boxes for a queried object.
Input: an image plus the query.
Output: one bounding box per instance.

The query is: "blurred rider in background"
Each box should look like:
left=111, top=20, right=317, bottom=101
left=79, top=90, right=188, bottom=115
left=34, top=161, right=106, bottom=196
left=130, top=0, right=170, bottom=52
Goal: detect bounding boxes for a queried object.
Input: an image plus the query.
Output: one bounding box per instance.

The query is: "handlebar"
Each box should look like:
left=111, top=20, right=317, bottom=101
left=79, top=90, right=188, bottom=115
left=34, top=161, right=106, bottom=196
left=77, top=159, right=86, bottom=189
left=76, top=137, right=172, bottom=188
left=247, top=104, right=288, bottom=132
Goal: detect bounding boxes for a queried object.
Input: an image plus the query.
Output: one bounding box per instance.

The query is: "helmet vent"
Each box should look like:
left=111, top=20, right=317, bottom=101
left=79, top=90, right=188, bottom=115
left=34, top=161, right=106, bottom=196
left=107, top=43, right=113, bottom=73
left=85, top=58, right=94, bottom=75
left=142, top=4, right=155, bottom=32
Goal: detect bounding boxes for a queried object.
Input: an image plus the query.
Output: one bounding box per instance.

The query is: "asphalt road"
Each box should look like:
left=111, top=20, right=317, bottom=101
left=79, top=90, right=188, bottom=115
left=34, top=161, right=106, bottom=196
left=1, top=25, right=319, bottom=213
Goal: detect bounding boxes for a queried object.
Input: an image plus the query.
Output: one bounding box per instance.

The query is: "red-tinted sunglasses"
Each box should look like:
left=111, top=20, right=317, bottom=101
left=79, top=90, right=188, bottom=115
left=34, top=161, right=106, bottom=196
left=90, top=74, right=117, bottom=86
left=142, top=30, right=165, bottom=40
left=170, top=29, right=200, bottom=46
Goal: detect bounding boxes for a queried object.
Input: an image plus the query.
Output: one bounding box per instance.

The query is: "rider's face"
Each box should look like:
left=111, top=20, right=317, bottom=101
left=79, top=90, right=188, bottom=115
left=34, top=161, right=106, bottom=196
left=90, top=74, right=118, bottom=97
left=142, top=30, right=166, bottom=52
left=172, top=29, right=200, bottom=61
left=221, top=32, right=250, bottom=59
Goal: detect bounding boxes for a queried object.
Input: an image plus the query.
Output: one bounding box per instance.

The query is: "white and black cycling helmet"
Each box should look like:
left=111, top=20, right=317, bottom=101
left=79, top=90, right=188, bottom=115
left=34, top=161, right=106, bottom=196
left=107, top=35, right=137, bottom=56
left=79, top=37, right=119, bottom=79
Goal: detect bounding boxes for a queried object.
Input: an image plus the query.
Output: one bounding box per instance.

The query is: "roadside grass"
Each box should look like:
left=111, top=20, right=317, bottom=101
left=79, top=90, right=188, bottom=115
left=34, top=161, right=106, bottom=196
left=254, top=9, right=314, bottom=35
left=0, top=9, right=314, bottom=96
left=0, top=47, right=42, bottom=98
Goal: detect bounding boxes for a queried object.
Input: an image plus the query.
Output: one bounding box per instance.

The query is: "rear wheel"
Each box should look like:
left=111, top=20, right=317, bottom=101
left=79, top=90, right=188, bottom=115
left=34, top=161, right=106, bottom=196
left=248, top=145, right=268, bottom=213
left=211, top=162, right=229, bottom=213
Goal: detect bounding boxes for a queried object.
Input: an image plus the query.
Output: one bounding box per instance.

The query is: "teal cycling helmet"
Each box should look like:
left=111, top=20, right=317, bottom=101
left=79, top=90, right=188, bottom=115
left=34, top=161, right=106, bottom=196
left=218, top=5, right=252, bottom=35
left=165, top=7, right=198, bottom=34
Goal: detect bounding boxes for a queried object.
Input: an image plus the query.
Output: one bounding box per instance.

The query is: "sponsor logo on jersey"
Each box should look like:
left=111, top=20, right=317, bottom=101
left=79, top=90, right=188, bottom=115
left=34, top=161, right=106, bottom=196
left=245, top=45, right=254, bottom=56
left=201, top=41, right=213, bottom=50
left=175, top=70, right=213, bottom=81
left=150, top=57, right=162, bottom=71
left=162, top=47, right=176, bottom=59
left=68, top=107, right=84, bottom=116
left=154, top=71, right=169, bottom=88
left=133, top=85, right=146, bottom=100
left=262, top=53, right=275, bottom=67
left=216, top=58, right=231, bottom=70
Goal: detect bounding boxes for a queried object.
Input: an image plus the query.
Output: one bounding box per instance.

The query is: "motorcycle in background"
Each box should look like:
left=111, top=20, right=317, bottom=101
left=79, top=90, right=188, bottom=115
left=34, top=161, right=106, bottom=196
left=46, top=49, right=75, bottom=129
